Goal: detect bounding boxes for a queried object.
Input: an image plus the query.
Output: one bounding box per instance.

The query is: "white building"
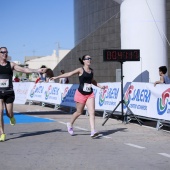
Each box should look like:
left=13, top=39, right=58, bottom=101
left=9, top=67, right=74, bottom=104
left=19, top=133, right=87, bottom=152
left=25, top=49, right=70, bottom=70
left=12, top=49, right=70, bottom=81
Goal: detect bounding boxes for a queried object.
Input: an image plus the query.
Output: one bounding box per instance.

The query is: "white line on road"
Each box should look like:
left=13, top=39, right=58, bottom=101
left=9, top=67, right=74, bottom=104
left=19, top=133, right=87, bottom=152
left=103, top=135, right=112, bottom=139
left=124, top=143, right=146, bottom=149
left=158, top=153, right=170, bottom=158
left=58, top=121, right=67, bottom=125
left=58, top=122, right=88, bottom=131
left=14, top=110, right=19, bottom=113
left=45, top=118, right=56, bottom=121
left=74, top=126, right=88, bottom=131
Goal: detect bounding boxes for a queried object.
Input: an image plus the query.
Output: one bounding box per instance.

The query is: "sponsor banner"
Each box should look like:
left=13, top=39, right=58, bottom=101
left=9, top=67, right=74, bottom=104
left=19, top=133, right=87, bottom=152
left=27, top=83, right=45, bottom=102
left=14, top=82, right=34, bottom=104
left=43, top=83, right=61, bottom=104
left=16, top=81, right=170, bottom=121
left=26, top=82, right=121, bottom=110
left=124, top=82, right=150, bottom=117
left=26, top=83, right=61, bottom=104
left=94, top=82, right=121, bottom=111
left=59, top=84, right=78, bottom=107
left=124, top=82, right=170, bottom=121
left=146, top=83, right=170, bottom=121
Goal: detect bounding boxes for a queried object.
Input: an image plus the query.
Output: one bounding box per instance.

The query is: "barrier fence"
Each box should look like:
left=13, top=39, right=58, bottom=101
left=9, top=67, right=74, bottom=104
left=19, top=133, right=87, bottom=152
left=13, top=82, right=170, bottom=130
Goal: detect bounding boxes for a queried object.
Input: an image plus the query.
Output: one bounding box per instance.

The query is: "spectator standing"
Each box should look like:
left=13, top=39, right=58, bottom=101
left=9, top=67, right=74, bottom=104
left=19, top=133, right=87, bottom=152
left=35, top=65, right=47, bottom=83
left=154, top=66, right=170, bottom=86
left=46, top=68, right=55, bottom=83
left=13, top=75, right=20, bottom=82
left=39, top=65, right=47, bottom=82
left=59, top=70, right=68, bottom=84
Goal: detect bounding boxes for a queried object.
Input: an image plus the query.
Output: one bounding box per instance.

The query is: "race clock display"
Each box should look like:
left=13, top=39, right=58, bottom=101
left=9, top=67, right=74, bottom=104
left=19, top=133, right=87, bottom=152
left=103, top=49, right=140, bottom=62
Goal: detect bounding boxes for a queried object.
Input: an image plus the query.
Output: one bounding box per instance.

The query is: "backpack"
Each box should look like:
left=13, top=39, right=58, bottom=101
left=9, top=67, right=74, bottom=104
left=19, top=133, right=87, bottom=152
left=66, top=78, right=69, bottom=84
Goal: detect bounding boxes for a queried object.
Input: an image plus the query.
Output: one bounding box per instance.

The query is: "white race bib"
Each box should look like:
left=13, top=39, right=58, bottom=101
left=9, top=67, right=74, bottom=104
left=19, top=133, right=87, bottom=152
left=0, top=79, right=9, bottom=88
left=83, top=83, right=92, bottom=92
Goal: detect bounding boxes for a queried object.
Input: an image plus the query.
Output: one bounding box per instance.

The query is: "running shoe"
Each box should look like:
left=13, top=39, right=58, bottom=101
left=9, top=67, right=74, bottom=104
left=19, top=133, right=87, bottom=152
left=10, top=116, right=16, bottom=126
left=90, top=131, right=99, bottom=138
left=67, top=122, right=74, bottom=135
left=0, top=134, right=6, bottom=142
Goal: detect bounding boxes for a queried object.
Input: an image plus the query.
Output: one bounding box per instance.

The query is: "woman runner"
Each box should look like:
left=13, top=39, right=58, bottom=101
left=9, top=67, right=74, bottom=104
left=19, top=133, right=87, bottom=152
left=51, top=54, right=105, bottom=138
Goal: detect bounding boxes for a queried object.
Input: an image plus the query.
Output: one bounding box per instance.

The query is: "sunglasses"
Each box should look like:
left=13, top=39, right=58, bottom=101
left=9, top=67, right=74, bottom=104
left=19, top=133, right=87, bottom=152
left=0, top=51, right=8, bottom=54
left=84, top=58, right=92, bottom=60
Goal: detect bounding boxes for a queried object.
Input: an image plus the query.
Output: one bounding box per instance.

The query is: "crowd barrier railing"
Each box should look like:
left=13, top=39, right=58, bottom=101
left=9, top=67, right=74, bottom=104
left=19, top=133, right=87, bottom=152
left=13, top=82, right=170, bottom=130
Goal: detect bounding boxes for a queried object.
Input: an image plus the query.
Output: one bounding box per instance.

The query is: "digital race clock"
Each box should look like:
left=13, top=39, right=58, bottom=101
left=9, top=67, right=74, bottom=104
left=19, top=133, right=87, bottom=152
left=103, top=49, right=140, bottom=62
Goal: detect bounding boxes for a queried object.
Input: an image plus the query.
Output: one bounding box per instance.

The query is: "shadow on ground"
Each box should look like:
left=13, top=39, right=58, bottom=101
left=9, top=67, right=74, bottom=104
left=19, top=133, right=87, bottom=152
left=6, top=129, right=61, bottom=141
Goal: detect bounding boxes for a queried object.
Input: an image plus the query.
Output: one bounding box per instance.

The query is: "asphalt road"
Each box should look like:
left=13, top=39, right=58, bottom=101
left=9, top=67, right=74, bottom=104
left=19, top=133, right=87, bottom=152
left=0, top=104, right=170, bottom=170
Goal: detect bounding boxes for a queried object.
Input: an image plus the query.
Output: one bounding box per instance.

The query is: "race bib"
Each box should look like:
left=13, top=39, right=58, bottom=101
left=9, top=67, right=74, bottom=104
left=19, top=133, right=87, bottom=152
left=83, top=83, right=92, bottom=92
left=0, top=79, right=9, bottom=88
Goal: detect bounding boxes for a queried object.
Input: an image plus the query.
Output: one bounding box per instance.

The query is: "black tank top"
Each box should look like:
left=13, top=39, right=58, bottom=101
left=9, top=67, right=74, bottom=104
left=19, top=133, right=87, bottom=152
left=78, top=67, right=93, bottom=95
left=0, top=61, right=13, bottom=91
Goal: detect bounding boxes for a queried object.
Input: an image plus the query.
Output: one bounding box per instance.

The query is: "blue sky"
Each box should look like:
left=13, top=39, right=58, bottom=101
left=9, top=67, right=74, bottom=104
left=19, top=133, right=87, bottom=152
left=0, top=0, right=74, bottom=63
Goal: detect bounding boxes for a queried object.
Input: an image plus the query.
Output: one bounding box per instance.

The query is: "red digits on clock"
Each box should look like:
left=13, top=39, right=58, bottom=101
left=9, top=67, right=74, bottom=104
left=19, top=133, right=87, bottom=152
left=125, top=52, right=128, bottom=59
left=106, top=51, right=111, bottom=60
left=118, top=52, right=122, bottom=60
left=103, top=49, right=140, bottom=61
left=134, top=51, right=138, bottom=59
left=112, top=51, right=116, bottom=60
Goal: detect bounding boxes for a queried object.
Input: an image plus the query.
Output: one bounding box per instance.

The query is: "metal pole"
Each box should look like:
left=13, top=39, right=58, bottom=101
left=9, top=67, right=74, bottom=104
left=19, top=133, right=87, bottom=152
left=121, top=62, right=124, bottom=121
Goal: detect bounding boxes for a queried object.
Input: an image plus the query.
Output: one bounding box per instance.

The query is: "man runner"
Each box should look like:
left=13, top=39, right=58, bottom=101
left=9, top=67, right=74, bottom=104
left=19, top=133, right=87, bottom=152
left=0, top=47, right=46, bottom=142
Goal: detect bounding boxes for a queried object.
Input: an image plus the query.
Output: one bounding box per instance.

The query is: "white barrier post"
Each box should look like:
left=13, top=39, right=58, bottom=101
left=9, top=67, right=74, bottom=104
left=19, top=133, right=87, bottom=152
left=29, top=100, right=33, bottom=105
left=54, top=104, right=60, bottom=110
left=85, top=110, right=89, bottom=116
left=102, top=110, right=108, bottom=119
left=156, top=120, right=163, bottom=130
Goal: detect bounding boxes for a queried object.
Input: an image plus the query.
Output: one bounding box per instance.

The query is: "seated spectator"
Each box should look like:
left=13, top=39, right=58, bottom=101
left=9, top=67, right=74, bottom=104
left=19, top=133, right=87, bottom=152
left=14, top=75, right=20, bottom=82
left=154, top=66, right=170, bottom=86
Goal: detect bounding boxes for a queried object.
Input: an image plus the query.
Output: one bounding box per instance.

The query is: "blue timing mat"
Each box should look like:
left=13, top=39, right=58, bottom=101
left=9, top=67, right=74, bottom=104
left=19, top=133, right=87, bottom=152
left=4, top=112, right=55, bottom=124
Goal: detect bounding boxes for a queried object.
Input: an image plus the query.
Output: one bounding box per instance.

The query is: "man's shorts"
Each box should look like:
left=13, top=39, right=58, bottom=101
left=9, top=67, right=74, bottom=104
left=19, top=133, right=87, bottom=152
left=74, top=89, right=95, bottom=104
left=0, top=90, right=15, bottom=103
